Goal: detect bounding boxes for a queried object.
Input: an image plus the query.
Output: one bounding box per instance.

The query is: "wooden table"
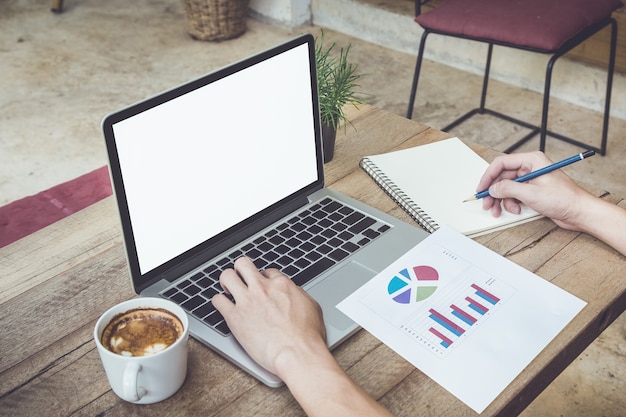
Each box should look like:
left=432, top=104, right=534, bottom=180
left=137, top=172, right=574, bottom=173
left=2, top=105, right=625, bottom=416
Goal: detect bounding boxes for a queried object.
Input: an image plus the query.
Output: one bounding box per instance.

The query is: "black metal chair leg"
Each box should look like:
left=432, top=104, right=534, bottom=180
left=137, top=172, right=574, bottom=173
left=479, top=43, right=494, bottom=113
left=538, top=54, right=559, bottom=152
left=407, top=30, right=431, bottom=119
left=600, top=18, right=618, bottom=156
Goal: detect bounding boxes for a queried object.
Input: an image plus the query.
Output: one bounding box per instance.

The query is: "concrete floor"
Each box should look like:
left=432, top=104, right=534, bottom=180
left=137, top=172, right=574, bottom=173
left=1, top=0, right=625, bottom=415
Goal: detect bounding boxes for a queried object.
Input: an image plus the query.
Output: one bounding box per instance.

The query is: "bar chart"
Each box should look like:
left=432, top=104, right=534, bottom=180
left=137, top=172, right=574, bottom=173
left=400, top=269, right=516, bottom=358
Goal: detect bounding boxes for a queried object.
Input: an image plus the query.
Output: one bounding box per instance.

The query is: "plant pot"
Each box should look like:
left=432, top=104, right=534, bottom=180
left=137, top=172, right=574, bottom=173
left=182, top=0, right=249, bottom=41
left=321, top=123, right=336, bottom=163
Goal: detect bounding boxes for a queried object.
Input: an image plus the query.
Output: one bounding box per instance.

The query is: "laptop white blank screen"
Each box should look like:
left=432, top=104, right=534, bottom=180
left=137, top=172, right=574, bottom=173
left=112, top=43, right=318, bottom=274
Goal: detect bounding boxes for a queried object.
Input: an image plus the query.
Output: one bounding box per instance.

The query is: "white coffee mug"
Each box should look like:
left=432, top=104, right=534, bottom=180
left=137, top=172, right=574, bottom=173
left=94, top=298, right=189, bottom=404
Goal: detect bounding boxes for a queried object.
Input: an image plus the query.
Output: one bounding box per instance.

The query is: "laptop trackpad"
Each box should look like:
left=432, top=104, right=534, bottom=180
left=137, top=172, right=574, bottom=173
left=307, top=261, right=376, bottom=331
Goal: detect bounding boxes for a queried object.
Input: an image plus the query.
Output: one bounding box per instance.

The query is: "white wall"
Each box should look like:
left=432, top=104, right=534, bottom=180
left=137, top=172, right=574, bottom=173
left=249, top=0, right=311, bottom=28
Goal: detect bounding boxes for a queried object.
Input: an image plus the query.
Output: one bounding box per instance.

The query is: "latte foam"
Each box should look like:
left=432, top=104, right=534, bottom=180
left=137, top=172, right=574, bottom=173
left=101, top=307, right=184, bottom=357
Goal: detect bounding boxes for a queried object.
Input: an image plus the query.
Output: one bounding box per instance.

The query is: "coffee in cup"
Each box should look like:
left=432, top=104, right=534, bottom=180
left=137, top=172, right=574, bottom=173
left=94, top=298, right=189, bottom=404
left=101, top=307, right=184, bottom=357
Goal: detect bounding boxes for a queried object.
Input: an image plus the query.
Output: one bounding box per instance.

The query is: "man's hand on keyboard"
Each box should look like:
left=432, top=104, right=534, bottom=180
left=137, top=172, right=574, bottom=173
left=212, top=256, right=327, bottom=376
left=212, top=256, right=394, bottom=417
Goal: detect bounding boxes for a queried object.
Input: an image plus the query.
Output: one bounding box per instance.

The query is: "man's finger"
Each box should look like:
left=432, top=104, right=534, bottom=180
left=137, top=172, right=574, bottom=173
left=219, top=267, right=248, bottom=298
left=212, top=292, right=235, bottom=316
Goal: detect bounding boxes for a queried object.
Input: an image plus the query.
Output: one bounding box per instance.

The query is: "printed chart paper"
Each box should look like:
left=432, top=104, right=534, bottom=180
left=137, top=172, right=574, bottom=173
left=337, top=226, right=586, bottom=413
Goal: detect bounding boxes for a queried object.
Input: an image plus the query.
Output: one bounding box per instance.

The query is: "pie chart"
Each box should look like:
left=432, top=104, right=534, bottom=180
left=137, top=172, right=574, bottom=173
left=387, top=265, right=439, bottom=304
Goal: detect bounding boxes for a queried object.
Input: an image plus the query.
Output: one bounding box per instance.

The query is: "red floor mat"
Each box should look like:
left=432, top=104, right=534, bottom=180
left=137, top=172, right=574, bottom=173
left=0, top=166, right=113, bottom=249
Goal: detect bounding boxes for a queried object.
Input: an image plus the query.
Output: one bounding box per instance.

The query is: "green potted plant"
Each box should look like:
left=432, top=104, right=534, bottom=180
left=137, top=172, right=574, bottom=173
left=315, top=34, right=366, bottom=163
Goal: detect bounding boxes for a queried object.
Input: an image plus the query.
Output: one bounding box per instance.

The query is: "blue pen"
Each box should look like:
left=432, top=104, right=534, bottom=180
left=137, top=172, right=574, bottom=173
left=464, top=150, right=596, bottom=202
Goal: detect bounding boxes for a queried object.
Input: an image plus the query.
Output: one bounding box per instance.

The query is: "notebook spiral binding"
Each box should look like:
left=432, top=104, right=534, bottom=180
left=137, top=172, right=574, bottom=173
left=360, top=157, right=439, bottom=233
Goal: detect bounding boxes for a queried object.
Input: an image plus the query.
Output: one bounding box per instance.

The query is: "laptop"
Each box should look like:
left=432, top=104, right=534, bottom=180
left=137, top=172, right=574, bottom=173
left=102, top=34, right=428, bottom=387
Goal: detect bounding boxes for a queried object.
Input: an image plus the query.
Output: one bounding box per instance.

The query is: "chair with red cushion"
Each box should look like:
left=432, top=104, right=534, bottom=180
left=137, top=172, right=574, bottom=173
left=406, top=0, right=623, bottom=155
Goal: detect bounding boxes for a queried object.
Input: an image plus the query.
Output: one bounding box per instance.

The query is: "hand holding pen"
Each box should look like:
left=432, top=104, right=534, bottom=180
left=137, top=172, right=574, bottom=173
left=465, top=150, right=595, bottom=202
left=473, top=150, right=626, bottom=257
left=473, top=151, right=597, bottom=227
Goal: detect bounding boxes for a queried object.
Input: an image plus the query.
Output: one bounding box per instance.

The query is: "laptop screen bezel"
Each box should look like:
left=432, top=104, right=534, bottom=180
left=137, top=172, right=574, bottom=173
left=102, top=34, right=324, bottom=292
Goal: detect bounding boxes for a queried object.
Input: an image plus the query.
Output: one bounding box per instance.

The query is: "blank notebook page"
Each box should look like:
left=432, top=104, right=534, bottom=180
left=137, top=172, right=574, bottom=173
left=361, top=137, right=540, bottom=236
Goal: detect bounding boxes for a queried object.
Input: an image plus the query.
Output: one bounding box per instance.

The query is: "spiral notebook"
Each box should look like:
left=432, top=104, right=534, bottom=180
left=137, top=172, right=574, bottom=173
left=360, top=138, right=541, bottom=237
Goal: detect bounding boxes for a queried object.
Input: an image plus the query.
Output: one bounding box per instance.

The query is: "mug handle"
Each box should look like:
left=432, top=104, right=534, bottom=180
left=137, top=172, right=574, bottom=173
left=123, top=362, right=146, bottom=401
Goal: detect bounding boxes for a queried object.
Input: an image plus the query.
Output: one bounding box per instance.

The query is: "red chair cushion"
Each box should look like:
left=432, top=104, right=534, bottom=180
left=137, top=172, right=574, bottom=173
left=415, top=0, right=623, bottom=51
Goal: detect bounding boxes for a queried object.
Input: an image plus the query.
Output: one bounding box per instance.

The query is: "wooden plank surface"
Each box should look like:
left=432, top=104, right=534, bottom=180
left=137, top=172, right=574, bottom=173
left=1, top=104, right=625, bottom=417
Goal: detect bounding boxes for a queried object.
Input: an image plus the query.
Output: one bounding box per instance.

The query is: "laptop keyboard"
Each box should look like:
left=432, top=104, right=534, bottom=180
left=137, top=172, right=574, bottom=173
left=160, top=197, right=391, bottom=336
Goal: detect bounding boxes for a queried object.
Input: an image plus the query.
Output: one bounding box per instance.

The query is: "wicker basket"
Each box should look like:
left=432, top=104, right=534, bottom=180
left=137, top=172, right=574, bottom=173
left=183, top=0, right=249, bottom=41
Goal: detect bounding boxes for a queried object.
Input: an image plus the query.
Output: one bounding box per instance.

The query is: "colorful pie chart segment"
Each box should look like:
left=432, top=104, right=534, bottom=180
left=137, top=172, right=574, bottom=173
left=387, top=265, right=439, bottom=304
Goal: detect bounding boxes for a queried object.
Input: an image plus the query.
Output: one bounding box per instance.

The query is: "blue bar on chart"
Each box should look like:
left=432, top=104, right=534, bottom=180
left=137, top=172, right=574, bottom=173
left=428, top=327, right=453, bottom=348
left=428, top=308, right=465, bottom=336
left=465, top=296, right=489, bottom=315
left=471, top=283, right=500, bottom=305
left=450, top=304, right=477, bottom=325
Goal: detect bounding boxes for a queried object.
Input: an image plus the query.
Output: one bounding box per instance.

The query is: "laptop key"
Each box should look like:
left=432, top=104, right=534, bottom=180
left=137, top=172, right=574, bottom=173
left=329, top=248, right=349, bottom=262
left=204, top=310, right=223, bottom=326
left=328, top=237, right=343, bottom=248
left=215, top=321, right=231, bottom=335
left=323, top=200, right=342, bottom=213
left=283, top=265, right=299, bottom=277
left=264, top=251, right=279, bottom=261
left=182, top=295, right=205, bottom=311
left=197, top=276, right=213, bottom=288
left=201, top=287, right=219, bottom=299
left=317, top=244, right=332, bottom=254
left=342, top=241, right=360, bottom=253
left=305, top=251, right=322, bottom=261
left=337, top=231, right=354, bottom=240
left=280, top=228, right=296, bottom=238
left=163, top=288, right=178, bottom=298
left=294, top=257, right=311, bottom=268
left=168, top=292, right=188, bottom=304
left=275, top=244, right=290, bottom=254
left=308, top=224, right=323, bottom=234
left=291, top=257, right=335, bottom=287
left=277, top=255, right=294, bottom=267
left=344, top=211, right=365, bottom=225
left=348, top=216, right=376, bottom=233
left=288, top=248, right=305, bottom=259
left=189, top=272, right=204, bottom=281
left=254, top=258, right=269, bottom=269
left=257, top=241, right=273, bottom=252
left=216, top=257, right=230, bottom=267
left=318, top=218, right=332, bottom=228
left=246, top=248, right=262, bottom=259
left=183, top=284, right=201, bottom=296
left=339, top=206, right=354, bottom=215
left=301, top=216, right=317, bottom=226
left=203, top=264, right=219, bottom=275
left=285, top=237, right=302, bottom=248
left=194, top=302, right=216, bottom=319
left=299, top=241, right=315, bottom=252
